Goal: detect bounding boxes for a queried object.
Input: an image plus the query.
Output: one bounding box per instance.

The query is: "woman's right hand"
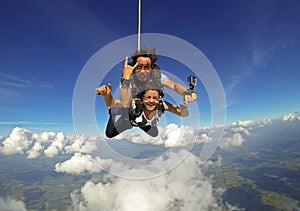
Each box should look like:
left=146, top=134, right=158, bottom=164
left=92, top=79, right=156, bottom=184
left=95, top=83, right=112, bottom=96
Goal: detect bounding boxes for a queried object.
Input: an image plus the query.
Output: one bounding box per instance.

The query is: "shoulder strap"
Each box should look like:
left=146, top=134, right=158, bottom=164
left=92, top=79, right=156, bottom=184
left=156, top=99, right=165, bottom=117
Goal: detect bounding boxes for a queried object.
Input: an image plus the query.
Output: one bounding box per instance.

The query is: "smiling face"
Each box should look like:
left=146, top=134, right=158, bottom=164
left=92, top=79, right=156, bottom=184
left=134, top=56, right=152, bottom=82
left=142, top=89, right=160, bottom=111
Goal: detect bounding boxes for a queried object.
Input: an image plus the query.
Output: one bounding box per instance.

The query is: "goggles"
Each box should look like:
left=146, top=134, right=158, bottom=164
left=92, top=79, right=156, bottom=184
left=135, top=64, right=151, bottom=71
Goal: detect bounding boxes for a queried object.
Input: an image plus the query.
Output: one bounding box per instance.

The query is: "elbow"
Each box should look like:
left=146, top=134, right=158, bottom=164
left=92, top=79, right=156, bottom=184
left=178, top=105, right=189, bottom=117
left=181, top=110, right=189, bottom=117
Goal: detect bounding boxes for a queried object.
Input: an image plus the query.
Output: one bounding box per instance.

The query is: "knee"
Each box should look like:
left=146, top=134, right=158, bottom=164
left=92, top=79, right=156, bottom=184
left=105, top=129, right=117, bottom=138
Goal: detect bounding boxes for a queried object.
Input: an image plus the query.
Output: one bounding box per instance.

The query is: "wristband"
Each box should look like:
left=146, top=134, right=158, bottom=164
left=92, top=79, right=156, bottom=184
left=183, top=89, right=195, bottom=96
left=120, top=78, right=131, bottom=88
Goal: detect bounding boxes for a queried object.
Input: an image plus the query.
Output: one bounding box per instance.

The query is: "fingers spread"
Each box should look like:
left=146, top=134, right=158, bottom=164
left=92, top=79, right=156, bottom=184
left=132, top=62, right=139, bottom=69
left=124, top=57, right=128, bottom=67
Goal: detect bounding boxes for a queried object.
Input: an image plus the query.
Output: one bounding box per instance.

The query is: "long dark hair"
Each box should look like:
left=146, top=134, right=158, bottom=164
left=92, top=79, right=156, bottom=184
left=129, top=47, right=158, bottom=66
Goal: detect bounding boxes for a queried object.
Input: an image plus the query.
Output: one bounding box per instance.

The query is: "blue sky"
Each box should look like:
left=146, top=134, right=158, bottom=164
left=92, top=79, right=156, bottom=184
left=1, top=0, right=300, bottom=135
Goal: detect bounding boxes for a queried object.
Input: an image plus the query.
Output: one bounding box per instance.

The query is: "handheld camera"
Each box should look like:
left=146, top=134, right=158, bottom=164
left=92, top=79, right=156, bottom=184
left=187, top=75, right=197, bottom=90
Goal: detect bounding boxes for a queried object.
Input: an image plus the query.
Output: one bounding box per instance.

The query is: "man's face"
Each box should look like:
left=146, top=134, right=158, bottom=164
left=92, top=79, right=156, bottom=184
left=134, top=56, right=151, bottom=82
left=142, top=89, right=159, bottom=111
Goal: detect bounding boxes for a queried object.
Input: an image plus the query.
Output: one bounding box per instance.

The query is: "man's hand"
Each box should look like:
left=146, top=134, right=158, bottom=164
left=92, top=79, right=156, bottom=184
left=183, top=90, right=197, bottom=104
left=95, top=84, right=112, bottom=96
left=162, top=77, right=198, bottom=104
left=122, top=57, right=139, bottom=79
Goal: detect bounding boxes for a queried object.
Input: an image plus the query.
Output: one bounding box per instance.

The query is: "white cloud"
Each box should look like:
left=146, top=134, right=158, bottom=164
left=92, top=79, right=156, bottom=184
left=256, top=118, right=273, bottom=127
left=1, top=111, right=300, bottom=159
left=27, top=142, right=44, bottom=159
left=220, top=133, right=246, bottom=149
left=55, top=152, right=111, bottom=174
left=44, top=132, right=65, bottom=157
left=1, top=112, right=300, bottom=210
left=70, top=150, right=220, bottom=211
left=231, top=126, right=250, bottom=136
left=32, top=131, right=57, bottom=143
left=282, top=113, right=300, bottom=122
left=0, top=197, right=27, bottom=211
left=0, top=127, right=32, bottom=155
left=0, top=128, right=100, bottom=159
left=196, top=133, right=210, bottom=143
left=161, top=123, right=182, bottom=147
left=231, top=120, right=254, bottom=127
left=64, top=135, right=97, bottom=154
left=115, top=124, right=198, bottom=147
left=218, top=112, right=300, bottom=149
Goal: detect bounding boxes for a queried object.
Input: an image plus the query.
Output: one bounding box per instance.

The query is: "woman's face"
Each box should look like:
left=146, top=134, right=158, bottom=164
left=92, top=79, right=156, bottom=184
left=142, top=90, right=159, bottom=111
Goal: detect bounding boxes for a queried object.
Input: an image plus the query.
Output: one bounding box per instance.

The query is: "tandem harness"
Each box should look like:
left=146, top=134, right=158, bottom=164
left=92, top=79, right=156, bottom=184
left=120, top=64, right=165, bottom=127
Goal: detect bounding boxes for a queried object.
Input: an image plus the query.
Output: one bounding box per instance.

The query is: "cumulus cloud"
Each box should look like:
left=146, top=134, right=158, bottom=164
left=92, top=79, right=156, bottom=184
left=64, top=135, right=97, bottom=154
left=2, top=112, right=300, bottom=159
left=220, top=133, right=246, bottom=148
left=27, top=141, right=44, bottom=159
left=0, top=127, right=32, bottom=155
left=0, top=128, right=68, bottom=158
left=0, top=128, right=100, bottom=159
left=231, top=126, right=250, bottom=136
left=70, top=150, right=220, bottom=211
left=196, top=133, right=211, bottom=143
left=32, top=131, right=57, bottom=143
left=55, top=152, right=114, bottom=174
left=44, top=132, right=65, bottom=157
left=219, top=120, right=253, bottom=149
left=114, top=124, right=199, bottom=147
left=1, top=112, right=300, bottom=210
left=231, top=120, right=254, bottom=127
left=282, top=113, right=300, bottom=122
left=0, top=197, right=27, bottom=211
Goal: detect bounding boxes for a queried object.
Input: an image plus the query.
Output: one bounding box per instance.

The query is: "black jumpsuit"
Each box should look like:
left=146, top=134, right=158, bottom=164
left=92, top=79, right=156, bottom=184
left=105, top=107, right=159, bottom=138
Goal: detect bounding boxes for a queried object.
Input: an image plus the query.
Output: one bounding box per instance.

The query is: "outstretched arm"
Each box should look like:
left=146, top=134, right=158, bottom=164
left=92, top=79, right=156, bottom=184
left=95, top=84, right=121, bottom=109
left=162, top=77, right=197, bottom=104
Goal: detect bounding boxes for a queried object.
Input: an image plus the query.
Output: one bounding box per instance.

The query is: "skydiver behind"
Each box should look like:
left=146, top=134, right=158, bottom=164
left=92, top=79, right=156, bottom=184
left=96, top=47, right=197, bottom=138
left=120, top=47, right=197, bottom=108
